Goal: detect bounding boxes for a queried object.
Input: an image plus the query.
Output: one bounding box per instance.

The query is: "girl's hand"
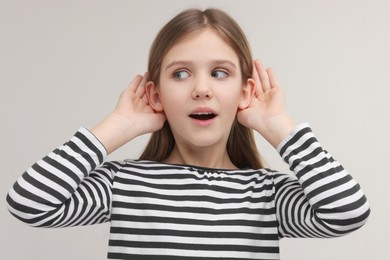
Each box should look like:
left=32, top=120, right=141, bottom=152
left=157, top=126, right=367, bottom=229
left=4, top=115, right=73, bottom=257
left=92, top=73, right=166, bottom=154
left=237, top=60, right=296, bottom=148
left=114, top=73, right=166, bottom=134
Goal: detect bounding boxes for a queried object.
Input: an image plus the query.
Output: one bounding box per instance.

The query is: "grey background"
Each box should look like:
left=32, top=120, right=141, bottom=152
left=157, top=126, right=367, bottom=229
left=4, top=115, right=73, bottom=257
left=1, top=0, right=389, bottom=259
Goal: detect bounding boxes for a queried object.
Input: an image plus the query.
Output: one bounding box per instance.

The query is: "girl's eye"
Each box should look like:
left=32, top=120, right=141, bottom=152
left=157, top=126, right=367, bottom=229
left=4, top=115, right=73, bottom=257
left=173, top=70, right=190, bottom=80
left=211, top=70, right=229, bottom=79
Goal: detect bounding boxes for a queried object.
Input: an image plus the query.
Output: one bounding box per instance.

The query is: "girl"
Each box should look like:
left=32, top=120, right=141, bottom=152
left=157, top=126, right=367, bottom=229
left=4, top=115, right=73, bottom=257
left=7, top=8, right=370, bottom=260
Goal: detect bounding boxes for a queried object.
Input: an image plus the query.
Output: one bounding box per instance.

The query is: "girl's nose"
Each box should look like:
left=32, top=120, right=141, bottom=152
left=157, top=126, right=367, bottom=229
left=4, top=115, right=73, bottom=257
left=191, top=78, right=213, bottom=99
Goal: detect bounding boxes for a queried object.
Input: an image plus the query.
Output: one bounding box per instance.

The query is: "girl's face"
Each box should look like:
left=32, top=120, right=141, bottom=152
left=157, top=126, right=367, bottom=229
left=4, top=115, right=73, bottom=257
left=149, top=28, right=253, bottom=150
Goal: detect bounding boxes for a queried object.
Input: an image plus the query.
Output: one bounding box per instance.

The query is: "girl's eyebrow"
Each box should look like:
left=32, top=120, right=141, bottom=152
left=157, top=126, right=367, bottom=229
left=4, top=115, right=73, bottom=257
left=165, top=61, right=192, bottom=71
left=165, top=60, right=237, bottom=71
left=212, top=60, right=237, bottom=69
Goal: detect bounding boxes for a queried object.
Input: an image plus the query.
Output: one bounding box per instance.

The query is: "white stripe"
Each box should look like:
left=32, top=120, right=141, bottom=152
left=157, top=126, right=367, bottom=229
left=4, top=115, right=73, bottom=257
left=74, top=134, right=102, bottom=166
left=310, top=179, right=358, bottom=204
left=78, top=127, right=107, bottom=157
left=117, top=170, right=269, bottom=190
left=112, top=204, right=276, bottom=223
left=113, top=179, right=274, bottom=200
left=7, top=187, right=56, bottom=213
left=52, top=201, right=76, bottom=227
left=109, top=233, right=279, bottom=247
left=291, top=160, right=336, bottom=184
left=318, top=189, right=366, bottom=209
left=7, top=202, right=48, bottom=221
left=303, top=170, right=349, bottom=193
left=318, top=201, right=370, bottom=221
left=281, top=131, right=316, bottom=158
left=323, top=218, right=370, bottom=232
left=17, top=175, right=61, bottom=204
left=108, top=245, right=280, bottom=259
left=288, top=139, right=321, bottom=164
left=114, top=191, right=275, bottom=211
left=26, top=166, right=75, bottom=201
left=276, top=123, right=311, bottom=153
left=60, top=145, right=91, bottom=173
left=126, top=165, right=264, bottom=182
left=47, top=150, right=86, bottom=179
left=39, top=157, right=80, bottom=189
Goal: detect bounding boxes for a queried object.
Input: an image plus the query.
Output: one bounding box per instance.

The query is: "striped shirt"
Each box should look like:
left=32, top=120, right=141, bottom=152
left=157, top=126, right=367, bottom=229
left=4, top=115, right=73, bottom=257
left=6, top=123, right=370, bottom=260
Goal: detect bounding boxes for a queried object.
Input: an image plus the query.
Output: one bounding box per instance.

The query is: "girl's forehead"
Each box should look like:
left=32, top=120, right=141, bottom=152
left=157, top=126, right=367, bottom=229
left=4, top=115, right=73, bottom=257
left=161, top=28, right=240, bottom=67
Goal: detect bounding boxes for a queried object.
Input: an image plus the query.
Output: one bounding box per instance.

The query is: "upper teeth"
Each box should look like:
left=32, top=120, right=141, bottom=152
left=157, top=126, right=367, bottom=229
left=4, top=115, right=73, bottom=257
left=193, top=112, right=213, bottom=115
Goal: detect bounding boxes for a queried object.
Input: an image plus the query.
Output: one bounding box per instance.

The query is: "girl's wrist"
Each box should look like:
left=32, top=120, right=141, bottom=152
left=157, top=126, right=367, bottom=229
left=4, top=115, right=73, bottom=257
left=256, top=114, right=296, bottom=148
left=91, top=113, right=142, bottom=154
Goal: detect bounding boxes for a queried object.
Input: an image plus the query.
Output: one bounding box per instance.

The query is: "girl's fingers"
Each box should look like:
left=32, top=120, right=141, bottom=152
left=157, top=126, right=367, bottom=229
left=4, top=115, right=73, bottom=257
left=118, top=75, right=142, bottom=105
left=135, top=72, right=149, bottom=98
left=255, top=59, right=271, bottom=93
left=252, top=60, right=263, bottom=97
left=128, top=74, right=143, bottom=92
left=267, top=68, right=280, bottom=89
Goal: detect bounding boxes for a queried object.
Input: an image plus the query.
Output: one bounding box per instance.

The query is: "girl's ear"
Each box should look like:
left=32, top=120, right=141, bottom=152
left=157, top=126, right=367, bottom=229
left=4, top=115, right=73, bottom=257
left=145, top=81, right=164, bottom=112
left=238, top=78, right=255, bottom=109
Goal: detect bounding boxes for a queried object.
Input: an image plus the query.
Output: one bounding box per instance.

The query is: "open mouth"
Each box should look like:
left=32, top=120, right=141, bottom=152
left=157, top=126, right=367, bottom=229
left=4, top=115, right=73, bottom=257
left=189, top=112, right=217, bottom=120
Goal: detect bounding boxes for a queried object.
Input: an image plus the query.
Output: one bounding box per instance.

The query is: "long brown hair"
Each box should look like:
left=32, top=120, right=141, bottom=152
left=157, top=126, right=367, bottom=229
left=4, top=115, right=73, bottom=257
left=139, top=8, right=263, bottom=169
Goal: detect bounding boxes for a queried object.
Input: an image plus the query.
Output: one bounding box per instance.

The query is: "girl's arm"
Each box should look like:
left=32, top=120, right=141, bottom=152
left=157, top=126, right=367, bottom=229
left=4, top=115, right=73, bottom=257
left=6, top=128, right=120, bottom=227
left=274, top=124, right=370, bottom=237
left=7, top=73, right=166, bottom=227
left=238, top=60, right=370, bottom=237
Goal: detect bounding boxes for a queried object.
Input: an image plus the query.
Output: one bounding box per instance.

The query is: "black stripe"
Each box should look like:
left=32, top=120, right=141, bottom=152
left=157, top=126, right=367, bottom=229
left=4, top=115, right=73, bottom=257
left=64, top=190, right=88, bottom=227
left=305, top=174, right=352, bottom=200
left=127, top=160, right=259, bottom=175
left=285, top=137, right=318, bottom=170
left=279, top=126, right=312, bottom=156
left=325, top=208, right=370, bottom=227
left=119, top=167, right=266, bottom=185
left=113, top=176, right=269, bottom=195
left=69, top=185, right=99, bottom=226
left=295, top=157, right=332, bottom=179
left=289, top=146, right=323, bottom=171
left=12, top=179, right=55, bottom=206
left=52, top=198, right=74, bottom=227
left=317, top=194, right=367, bottom=214
left=315, top=184, right=362, bottom=209
left=6, top=194, right=44, bottom=215
left=115, top=185, right=274, bottom=204
left=300, top=165, right=345, bottom=188
left=54, top=148, right=88, bottom=176
left=42, top=156, right=79, bottom=191
left=67, top=140, right=96, bottom=172
left=276, top=180, right=325, bottom=238
left=112, top=201, right=276, bottom=216
left=88, top=172, right=112, bottom=214
left=28, top=165, right=68, bottom=201
left=113, top=189, right=274, bottom=205
left=75, top=131, right=104, bottom=163
left=83, top=177, right=107, bottom=210
left=281, top=189, right=316, bottom=237
left=110, top=226, right=278, bottom=241
left=107, top=252, right=274, bottom=260
left=277, top=186, right=311, bottom=237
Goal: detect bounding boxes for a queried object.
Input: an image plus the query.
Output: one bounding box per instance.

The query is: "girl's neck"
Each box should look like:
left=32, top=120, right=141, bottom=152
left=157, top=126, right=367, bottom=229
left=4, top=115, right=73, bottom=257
left=163, top=144, right=237, bottom=170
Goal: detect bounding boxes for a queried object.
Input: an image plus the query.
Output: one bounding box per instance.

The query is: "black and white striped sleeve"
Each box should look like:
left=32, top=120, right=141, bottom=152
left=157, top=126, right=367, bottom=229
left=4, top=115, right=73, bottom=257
left=274, top=123, right=370, bottom=238
left=6, top=127, right=122, bottom=228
